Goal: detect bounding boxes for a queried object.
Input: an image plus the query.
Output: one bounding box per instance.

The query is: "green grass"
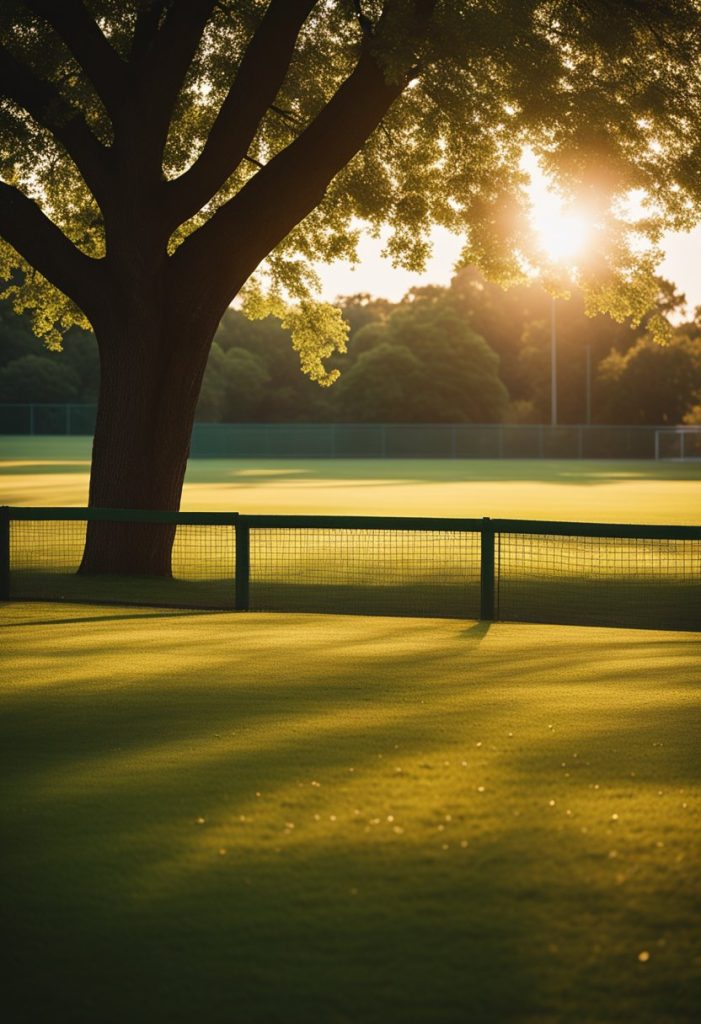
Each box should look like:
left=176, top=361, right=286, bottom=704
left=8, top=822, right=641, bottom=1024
left=1, top=440, right=699, bottom=1019
left=2, top=434, right=700, bottom=523
left=2, top=603, right=700, bottom=1023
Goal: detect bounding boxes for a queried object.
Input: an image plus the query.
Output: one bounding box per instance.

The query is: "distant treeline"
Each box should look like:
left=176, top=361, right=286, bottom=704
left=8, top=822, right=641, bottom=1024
left=2, top=267, right=701, bottom=425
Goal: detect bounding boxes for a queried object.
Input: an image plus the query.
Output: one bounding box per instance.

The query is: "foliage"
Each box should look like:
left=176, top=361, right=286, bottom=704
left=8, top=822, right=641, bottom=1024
left=1, top=0, right=700, bottom=361
left=0, top=351, right=81, bottom=402
left=334, top=341, right=424, bottom=421
left=340, top=293, right=509, bottom=422
left=0, top=308, right=98, bottom=402
left=240, top=283, right=348, bottom=385
left=3, top=265, right=699, bottom=426
left=597, top=334, right=701, bottom=425
left=197, top=342, right=270, bottom=421
left=683, top=404, right=701, bottom=425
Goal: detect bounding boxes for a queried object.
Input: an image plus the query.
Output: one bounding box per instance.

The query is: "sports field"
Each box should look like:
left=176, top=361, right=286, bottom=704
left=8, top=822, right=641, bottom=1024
left=1, top=438, right=700, bottom=1022
left=2, top=434, right=701, bottom=521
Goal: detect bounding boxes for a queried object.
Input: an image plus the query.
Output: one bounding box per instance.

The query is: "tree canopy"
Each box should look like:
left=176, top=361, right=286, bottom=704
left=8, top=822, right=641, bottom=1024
left=2, top=1, right=701, bottom=360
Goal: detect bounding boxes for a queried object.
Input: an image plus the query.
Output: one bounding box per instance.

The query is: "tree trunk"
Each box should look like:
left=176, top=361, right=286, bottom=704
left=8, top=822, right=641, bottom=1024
left=79, top=308, right=215, bottom=576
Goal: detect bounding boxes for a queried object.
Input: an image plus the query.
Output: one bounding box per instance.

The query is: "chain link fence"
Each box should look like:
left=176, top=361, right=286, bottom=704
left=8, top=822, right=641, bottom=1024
left=0, top=405, right=682, bottom=459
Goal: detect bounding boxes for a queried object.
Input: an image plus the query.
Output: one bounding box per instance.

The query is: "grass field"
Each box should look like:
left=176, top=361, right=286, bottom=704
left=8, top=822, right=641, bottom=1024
left=1, top=438, right=700, bottom=1021
left=2, top=605, right=700, bottom=1023
left=2, top=434, right=701, bottom=522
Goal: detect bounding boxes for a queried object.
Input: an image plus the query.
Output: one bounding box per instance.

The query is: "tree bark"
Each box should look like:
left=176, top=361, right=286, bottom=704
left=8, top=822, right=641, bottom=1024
left=79, top=303, right=215, bottom=576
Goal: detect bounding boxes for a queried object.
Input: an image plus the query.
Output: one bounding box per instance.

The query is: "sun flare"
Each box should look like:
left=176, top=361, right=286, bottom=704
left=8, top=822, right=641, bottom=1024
left=521, top=149, right=590, bottom=267
left=536, top=207, right=590, bottom=263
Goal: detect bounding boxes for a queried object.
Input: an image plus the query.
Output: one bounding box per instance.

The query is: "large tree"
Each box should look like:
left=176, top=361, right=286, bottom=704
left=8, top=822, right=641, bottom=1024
left=1, top=0, right=700, bottom=573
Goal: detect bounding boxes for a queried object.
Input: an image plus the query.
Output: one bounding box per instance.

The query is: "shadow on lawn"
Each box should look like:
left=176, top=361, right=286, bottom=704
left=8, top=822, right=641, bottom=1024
left=1, top=612, right=699, bottom=1023
left=183, top=457, right=701, bottom=488
left=0, top=607, right=228, bottom=628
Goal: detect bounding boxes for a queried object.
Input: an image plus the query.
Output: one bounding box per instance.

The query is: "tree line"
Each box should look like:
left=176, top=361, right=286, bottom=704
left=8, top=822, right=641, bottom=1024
left=2, top=266, right=700, bottom=426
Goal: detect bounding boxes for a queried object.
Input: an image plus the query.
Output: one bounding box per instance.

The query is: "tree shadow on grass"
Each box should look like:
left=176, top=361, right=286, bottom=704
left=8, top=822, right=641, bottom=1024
left=1, top=614, right=700, bottom=1023
left=0, top=606, right=228, bottom=628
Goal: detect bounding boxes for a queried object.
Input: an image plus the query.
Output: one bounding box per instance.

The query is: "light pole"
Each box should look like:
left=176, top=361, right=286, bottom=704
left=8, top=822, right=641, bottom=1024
left=550, top=295, right=557, bottom=427
left=585, top=344, right=592, bottom=425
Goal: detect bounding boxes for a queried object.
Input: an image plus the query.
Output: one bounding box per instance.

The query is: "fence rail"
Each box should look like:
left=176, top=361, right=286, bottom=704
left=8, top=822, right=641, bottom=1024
left=0, top=405, right=686, bottom=459
left=2, top=507, right=699, bottom=632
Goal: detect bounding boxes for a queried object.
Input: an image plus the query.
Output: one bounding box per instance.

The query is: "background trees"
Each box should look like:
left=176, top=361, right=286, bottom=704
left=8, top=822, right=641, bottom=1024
left=597, top=335, right=701, bottom=425
left=335, top=291, right=508, bottom=422
left=4, top=265, right=700, bottom=426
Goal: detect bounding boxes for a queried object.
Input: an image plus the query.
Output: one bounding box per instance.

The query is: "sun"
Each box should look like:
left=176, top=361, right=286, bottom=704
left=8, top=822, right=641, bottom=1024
left=536, top=208, right=590, bottom=263
left=521, top=149, right=590, bottom=266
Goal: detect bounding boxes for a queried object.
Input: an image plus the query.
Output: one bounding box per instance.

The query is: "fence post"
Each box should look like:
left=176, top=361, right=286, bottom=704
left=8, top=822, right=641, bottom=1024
left=0, top=507, right=10, bottom=601
left=235, top=521, right=250, bottom=611
left=480, top=516, right=495, bottom=621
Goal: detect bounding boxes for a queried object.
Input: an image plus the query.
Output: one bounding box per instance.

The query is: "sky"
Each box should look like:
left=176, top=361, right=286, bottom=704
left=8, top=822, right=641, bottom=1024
left=314, top=153, right=701, bottom=318
left=316, top=221, right=701, bottom=316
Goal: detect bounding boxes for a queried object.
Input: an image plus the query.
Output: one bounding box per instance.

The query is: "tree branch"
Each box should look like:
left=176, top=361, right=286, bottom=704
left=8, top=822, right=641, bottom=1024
left=0, top=44, right=111, bottom=206
left=164, top=0, right=317, bottom=229
left=0, top=181, right=105, bottom=320
left=130, top=1, right=169, bottom=63
left=352, top=0, right=375, bottom=37
left=22, top=0, right=126, bottom=121
left=170, top=0, right=437, bottom=320
left=133, top=0, right=217, bottom=152
left=170, top=51, right=411, bottom=315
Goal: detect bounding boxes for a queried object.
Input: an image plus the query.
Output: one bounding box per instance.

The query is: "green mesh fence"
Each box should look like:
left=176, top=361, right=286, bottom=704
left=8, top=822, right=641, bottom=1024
left=0, top=403, right=97, bottom=435
left=2, top=508, right=700, bottom=630
left=7, top=510, right=237, bottom=609
left=0, top=408, right=680, bottom=459
left=249, top=526, right=481, bottom=618
left=495, top=530, right=701, bottom=631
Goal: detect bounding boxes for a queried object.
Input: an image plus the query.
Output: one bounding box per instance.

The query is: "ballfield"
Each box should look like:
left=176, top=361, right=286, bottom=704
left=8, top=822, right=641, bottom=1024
left=1, top=437, right=700, bottom=1022
left=0, top=435, right=700, bottom=521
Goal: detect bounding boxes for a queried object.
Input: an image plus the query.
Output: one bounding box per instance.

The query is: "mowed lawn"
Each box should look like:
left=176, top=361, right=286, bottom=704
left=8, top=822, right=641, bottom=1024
left=2, top=605, right=700, bottom=1024
left=1, top=438, right=700, bottom=1021
left=1, top=434, right=701, bottom=522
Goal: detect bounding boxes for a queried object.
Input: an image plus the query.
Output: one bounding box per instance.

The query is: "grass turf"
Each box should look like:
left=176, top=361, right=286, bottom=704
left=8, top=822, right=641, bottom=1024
left=1, top=440, right=700, bottom=1018
left=1, top=435, right=701, bottom=523
left=1, top=603, right=700, bottom=1023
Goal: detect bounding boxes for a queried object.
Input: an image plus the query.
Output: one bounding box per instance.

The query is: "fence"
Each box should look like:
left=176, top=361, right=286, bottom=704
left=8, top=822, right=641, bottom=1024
left=0, top=405, right=683, bottom=458
left=2, top=507, right=699, bottom=632
left=0, top=403, right=98, bottom=436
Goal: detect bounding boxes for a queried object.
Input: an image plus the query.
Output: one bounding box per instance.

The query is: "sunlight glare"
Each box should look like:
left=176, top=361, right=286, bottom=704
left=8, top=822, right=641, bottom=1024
left=521, top=148, right=590, bottom=267
left=537, top=207, right=589, bottom=263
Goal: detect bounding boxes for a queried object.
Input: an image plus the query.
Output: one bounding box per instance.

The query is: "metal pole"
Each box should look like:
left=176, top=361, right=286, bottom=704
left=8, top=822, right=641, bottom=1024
left=480, top=517, right=495, bottom=621
left=235, top=522, right=250, bottom=611
left=0, top=507, right=9, bottom=600
left=550, top=295, right=557, bottom=427
left=581, top=344, right=589, bottom=423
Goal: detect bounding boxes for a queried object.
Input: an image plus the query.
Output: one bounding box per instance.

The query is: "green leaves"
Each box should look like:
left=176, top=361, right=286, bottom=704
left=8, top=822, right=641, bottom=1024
left=241, top=282, right=348, bottom=385
left=1, top=0, right=700, bottom=350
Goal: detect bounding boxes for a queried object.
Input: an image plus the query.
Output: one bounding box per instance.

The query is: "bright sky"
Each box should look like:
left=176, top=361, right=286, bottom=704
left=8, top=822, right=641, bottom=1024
left=315, top=155, right=701, bottom=318
left=316, top=222, right=701, bottom=316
